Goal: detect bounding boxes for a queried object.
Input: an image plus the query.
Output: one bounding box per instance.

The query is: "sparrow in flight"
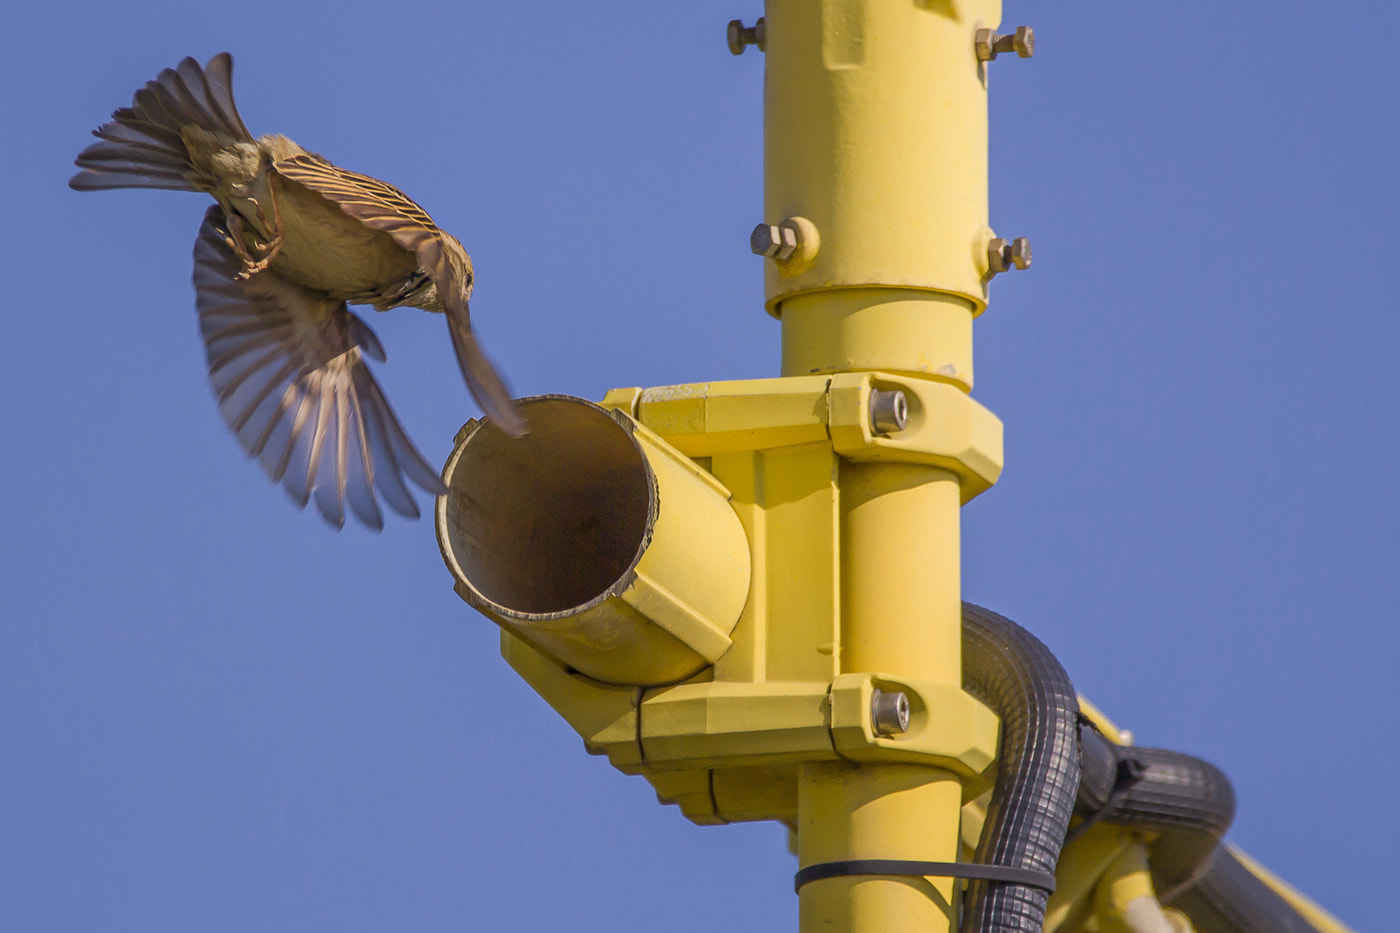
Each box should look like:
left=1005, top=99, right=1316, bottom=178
left=71, top=52, right=525, bottom=529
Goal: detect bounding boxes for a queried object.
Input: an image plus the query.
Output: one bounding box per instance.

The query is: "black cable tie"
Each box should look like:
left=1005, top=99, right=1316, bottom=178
left=1064, top=717, right=1150, bottom=847
left=793, top=859, right=1057, bottom=894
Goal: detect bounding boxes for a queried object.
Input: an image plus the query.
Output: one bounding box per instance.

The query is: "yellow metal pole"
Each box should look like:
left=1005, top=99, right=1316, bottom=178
left=438, top=9, right=1360, bottom=932
left=766, top=0, right=1002, bottom=382
left=799, top=464, right=967, bottom=931
left=761, top=2, right=1002, bottom=932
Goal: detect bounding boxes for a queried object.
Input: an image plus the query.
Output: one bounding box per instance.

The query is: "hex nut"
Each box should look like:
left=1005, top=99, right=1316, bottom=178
left=1010, top=236, right=1032, bottom=270
left=987, top=237, right=1011, bottom=274
left=751, top=221, right=799, bottom=262
left=871, top=689, right=911, bottom=737
left=1012, top=25, right=1035, bottom=58
left=869, top=389, right=909, bottom=436
left=750, top=223, right=782, bottom=257
left=774, top=224, right=798, bottom=261
left=727, top=20, right=745, bottom=55
left=974, top=27, right=995, bottom=62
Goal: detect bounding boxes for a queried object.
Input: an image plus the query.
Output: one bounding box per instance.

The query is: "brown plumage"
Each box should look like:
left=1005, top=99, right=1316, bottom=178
left=70, top=52, right=525, bottom=529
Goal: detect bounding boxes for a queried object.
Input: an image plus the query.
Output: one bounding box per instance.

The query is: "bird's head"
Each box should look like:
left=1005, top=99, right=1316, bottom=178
left=404, top=234, right=473, bottom=314
left=440, top=235, right=474, bottom=303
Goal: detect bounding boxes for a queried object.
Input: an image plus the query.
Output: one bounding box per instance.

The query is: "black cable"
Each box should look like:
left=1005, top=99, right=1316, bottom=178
left=960, top=603, right=1082, bottom=933
left=1074, top=724, right=1235, bottom=900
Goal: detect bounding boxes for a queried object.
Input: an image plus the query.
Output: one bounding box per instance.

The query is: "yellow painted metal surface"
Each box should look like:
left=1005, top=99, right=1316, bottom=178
left=1043, top=826, right=1138, bottom=933
left=632, top=376, right=832, bottom=456
left=641, top=681, right=834, bottom=769
left=839, top=463, right=963, bottom=683
left=1078, top=695, right=1135, bottom=745
left=1093, top=842, right=1189, bottom=933
left=763, top=0, right=1002, bottom=319
left=622, top=419, right=750, bottom=662
left=798, top=457, right=968, bottom=932
left=439, top=6, right=1008, bottom=932
left=782, top=289, right=976, bottom=387
left=606, top=374, right=1004, bottom=502
left=761, top=26, right=1005, bottom=923
left=499, top=633, right=643, bottom=771
left=713, top=442, right=843, bottom=684
left=711, top=766, right=800, bottom=823
left=429, top=0, right=1364, bottom=928
left=438, top=397, right=751, bottom=686
left=828, top=373, right=1002, bottom=499
left=471, top=369, right=1008, bottom=899
left=828, top=674, right=996, bottom=788
left=799, top=762, right=965, bottom=931
left=636, top=673, right=996, bottom=778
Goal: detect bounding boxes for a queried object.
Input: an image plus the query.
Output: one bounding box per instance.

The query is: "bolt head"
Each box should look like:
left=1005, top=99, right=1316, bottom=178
left=1011, top=236, right=1032, bottom=270
left=750, top=223, right=781, bottom=257
left=974, top=27, right=996, bottom=61
left=1014, top=25, right=1035, bottom=58
left=754, top=218, right=808, bottom=263
left=987, top=237, right=1011, bottom=274
left=727, top=19, right=745, bottom=55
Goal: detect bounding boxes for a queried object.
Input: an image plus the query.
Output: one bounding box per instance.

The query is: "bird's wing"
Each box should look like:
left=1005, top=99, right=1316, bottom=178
left=193, top=205, right=447, bottom=530
left=273, top=154, right=526, bottom=436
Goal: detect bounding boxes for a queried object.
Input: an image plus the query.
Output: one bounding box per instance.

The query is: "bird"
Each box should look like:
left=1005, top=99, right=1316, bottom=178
left=70, top=52, right=525, bottom=530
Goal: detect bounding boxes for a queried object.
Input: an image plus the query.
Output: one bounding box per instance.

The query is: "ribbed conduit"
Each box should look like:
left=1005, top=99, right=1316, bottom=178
left=1075, top=723, right=1236, bottom=899
left=1165, top=847, right=1321, bottom=933
left=961, top=603, right=1322, bottom=932
left=960, top=603, right=1082, bottom=933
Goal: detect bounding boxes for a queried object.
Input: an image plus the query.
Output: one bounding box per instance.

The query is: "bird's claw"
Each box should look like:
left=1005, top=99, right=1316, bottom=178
left=227, top=193, right=285, bottom=278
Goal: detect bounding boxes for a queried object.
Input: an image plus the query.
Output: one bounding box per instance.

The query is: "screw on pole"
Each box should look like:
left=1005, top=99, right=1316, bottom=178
left=751, top=216, right=821, bottom=273
left=869, top=389, right=909, bottom=436
left=751, top=221, right=798, bottom=261
left=974, top=26, right=1034, bottom=62
left=871, top=689, right=911, bottom=737
left=728, top=17, right=767, bottom=55
left=987, top=236, right=1032, bottom=276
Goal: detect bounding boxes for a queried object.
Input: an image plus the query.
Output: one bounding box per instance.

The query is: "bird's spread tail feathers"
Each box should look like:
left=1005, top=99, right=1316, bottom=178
left=447, top=309, right=527, bottom=438
left=70, top=53, right=252, bottom=192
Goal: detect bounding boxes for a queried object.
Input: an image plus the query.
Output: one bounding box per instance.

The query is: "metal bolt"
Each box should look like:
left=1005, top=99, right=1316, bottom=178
left=871, top=689, right=911, bottom=737
left=869, top=389, right=908, bottom=436
left=750, top=222, right=799, bottom=262
left=727, top=17, right=766, bottom=55
left=987, top=236, right=1032, bottom=276
left=975, top=25, right=1034, bottom=62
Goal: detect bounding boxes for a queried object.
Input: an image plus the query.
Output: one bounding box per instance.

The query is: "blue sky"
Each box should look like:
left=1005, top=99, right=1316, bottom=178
left=3, top=2, right=1395, bottom=930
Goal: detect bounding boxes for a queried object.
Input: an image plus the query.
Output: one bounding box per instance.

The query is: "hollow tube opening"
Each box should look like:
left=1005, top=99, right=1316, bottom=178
left=441, top=397, right=654, bottom=618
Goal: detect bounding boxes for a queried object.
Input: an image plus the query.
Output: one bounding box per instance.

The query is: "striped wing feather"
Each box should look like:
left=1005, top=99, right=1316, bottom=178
left=273, top=155, right=440, bottom=247
left=273, top=155, right=527, bottom=436
left=192, top=206, right=446, bottom=529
